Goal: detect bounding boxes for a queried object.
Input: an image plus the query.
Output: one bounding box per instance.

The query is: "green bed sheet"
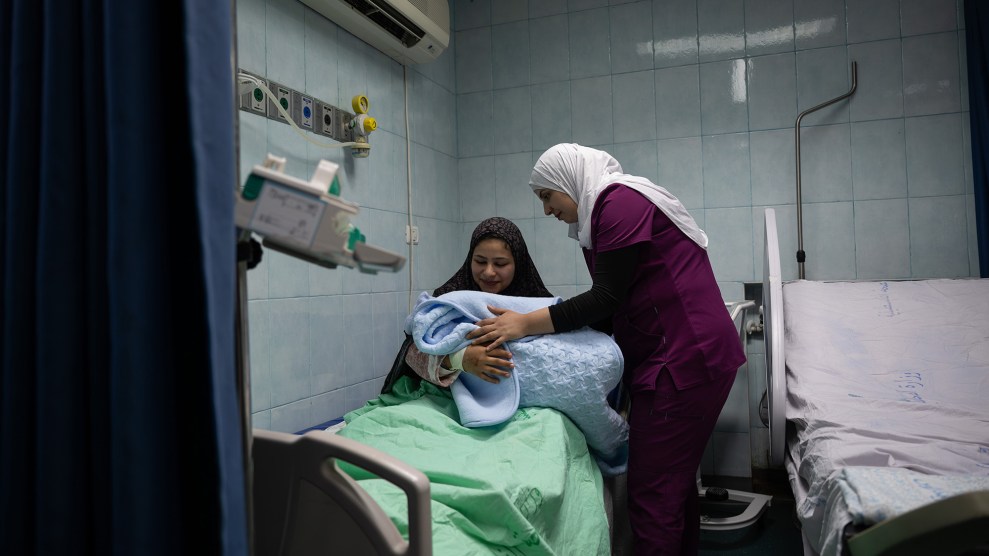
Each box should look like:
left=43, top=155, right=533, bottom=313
left=336, top=376, right=611, bottom=556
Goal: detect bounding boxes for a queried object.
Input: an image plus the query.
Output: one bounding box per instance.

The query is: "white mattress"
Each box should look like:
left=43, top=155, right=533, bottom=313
left=781, top=278, right=989, bottom=556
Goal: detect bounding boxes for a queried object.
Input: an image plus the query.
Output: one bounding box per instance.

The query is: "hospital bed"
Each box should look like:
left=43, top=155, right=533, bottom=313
left=252, top=378, right=624, bottom=555
left=761, top=208, right=989, bottom=556
left=251, top=298, right=767, bottom=556
left=252, top=302, right=631, bottom=555
left=252, top=427, right=432, bottom=555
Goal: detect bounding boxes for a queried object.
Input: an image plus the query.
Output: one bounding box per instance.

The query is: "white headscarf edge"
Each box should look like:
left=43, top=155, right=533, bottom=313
left=529, top=143, right=709, bottom=250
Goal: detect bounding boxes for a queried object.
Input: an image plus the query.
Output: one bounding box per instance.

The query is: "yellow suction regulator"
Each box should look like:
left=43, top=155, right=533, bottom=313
left=352, top=94, right=369, bottom=114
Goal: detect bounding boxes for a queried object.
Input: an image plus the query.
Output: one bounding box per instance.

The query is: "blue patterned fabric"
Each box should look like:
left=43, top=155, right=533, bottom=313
left=406, top=291, right=629, bottom=475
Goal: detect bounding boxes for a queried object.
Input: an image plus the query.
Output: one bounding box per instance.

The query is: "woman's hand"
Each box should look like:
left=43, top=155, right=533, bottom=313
left=461, top=343, right=513, bottom=384
left=468, top=306, right=531, bottom=351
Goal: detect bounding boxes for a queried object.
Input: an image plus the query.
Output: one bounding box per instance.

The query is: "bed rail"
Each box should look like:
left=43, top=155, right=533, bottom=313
left=762, top=208, right=787, bottom=467
left=252, top=428, right=432, bottom=556
left=846, top=490, right=989, bottom=556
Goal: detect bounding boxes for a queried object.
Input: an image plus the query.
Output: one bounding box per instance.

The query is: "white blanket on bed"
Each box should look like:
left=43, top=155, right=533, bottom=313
left=406, top=290, right=628, bottom=475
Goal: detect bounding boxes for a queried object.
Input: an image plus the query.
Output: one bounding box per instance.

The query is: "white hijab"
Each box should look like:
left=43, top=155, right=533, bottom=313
left=529, top=143, right=708, bottom=250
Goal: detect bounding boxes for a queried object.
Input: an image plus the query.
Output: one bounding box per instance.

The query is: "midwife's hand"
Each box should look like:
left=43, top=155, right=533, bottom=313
left=462, top=344, right=513, bottom=384
left=467, top=306, right=529, bottom=351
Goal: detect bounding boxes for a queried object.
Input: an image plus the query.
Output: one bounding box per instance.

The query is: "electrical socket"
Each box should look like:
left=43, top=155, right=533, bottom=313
left=405, top=225, right=420, bottom=245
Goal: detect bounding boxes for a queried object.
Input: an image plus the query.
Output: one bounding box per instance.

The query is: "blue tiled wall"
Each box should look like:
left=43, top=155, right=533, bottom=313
left=238, top=0, right=459, bottom=433
left=238, top=0, right=976, bottom=478
left=450, top=0, right=974, bottom=478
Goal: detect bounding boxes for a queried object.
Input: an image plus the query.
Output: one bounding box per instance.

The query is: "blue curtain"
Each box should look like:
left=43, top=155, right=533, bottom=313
left=968, top=1, right=989, bottom=277
left=0, top=1, right=247, bottom=554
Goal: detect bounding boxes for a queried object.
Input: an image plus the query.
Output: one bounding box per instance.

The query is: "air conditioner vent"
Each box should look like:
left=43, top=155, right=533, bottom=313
left=343, top=0, right=425, bottom=46
left=301, top=0, right=449, bottom=65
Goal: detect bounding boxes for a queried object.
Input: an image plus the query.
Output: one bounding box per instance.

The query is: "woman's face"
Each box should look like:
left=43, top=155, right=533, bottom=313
left=471, top=238, right=516, bottom=294
left=535, top=189, right=578, bottom=224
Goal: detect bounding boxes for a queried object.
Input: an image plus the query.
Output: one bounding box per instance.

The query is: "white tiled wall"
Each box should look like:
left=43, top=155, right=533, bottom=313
left=238, top=0, right=977, bottom=479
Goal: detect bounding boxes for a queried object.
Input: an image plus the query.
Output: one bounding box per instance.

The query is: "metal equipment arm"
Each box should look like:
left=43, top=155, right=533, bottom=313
left=794, top=61, right=858, bottom=279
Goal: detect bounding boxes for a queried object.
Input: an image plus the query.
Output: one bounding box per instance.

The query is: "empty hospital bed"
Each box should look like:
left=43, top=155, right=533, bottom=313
left=762, top=208, right=989, bottom=556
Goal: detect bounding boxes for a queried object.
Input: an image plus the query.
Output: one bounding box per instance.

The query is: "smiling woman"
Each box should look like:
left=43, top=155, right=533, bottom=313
left=470, top=238, right=516, bottom=293
left=388, top=216, right=553, bottom=387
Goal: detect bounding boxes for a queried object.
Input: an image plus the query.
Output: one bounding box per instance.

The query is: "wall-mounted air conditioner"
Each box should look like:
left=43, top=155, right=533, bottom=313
left=300, top=0, right=450, bottom=65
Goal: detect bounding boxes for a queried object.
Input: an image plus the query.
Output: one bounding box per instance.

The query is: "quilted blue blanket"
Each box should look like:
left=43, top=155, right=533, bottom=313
left=405, top=290, right=629, bottom=475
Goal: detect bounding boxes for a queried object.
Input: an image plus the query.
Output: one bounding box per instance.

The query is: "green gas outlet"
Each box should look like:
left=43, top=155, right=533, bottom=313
left=250, top=82, right=266, bottom=113
left=266, top=81, right=292, bottom=123
left=237, top=70, right=267, bottom=117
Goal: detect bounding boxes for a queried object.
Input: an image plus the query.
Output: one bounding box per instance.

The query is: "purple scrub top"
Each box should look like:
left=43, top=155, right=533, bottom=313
left=585, top=184, right=746, bottom=393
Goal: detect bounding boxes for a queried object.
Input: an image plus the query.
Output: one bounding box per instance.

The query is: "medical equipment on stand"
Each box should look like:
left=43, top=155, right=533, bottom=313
left=235, top=153, right=405, bottom=274
left=696, top=300, right=772, bottom=532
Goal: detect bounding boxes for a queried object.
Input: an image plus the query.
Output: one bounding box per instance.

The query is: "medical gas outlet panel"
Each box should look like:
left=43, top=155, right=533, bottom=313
left=237, top=69, right=375, bottom=148
left=236, top=154, right=405, bottom=274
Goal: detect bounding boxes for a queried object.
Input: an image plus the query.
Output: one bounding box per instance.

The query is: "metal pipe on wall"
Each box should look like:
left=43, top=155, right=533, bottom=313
left=794, top=61, right=858, bottom=279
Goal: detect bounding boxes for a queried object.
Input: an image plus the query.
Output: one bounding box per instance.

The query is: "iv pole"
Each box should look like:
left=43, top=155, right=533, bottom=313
left=794, top=61, right=858, bottom=279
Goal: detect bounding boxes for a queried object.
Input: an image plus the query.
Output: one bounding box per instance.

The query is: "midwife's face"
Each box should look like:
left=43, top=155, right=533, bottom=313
left=536, top=189, right=578, bottom=224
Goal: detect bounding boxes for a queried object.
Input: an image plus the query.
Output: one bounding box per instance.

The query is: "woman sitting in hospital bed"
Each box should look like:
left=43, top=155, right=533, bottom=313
left=395, top=216, right=554, bottom=388
left=333, top=217, right=622, bottom=555
left=389, top=217, right=627, bottom=471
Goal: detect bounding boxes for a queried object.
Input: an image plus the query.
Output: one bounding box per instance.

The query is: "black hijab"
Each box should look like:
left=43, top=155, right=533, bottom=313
left=382, top=218, right=552, bottom=394
left=433, top=217, right=552, bottom=298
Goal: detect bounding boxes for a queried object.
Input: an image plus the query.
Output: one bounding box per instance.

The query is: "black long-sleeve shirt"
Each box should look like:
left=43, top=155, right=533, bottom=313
left=548, top=243, right=642, bottom=335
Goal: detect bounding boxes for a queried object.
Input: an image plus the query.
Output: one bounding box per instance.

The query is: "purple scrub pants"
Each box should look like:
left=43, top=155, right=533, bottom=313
left=627, top=367, right=738, bottom=555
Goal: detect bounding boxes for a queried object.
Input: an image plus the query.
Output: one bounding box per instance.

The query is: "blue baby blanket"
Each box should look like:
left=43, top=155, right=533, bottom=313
left=405, top=290, right=629, bottom=475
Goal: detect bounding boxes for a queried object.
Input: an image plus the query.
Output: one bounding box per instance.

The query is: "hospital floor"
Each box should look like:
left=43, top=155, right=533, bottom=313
left=699, top=472, right=804, bottom=555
